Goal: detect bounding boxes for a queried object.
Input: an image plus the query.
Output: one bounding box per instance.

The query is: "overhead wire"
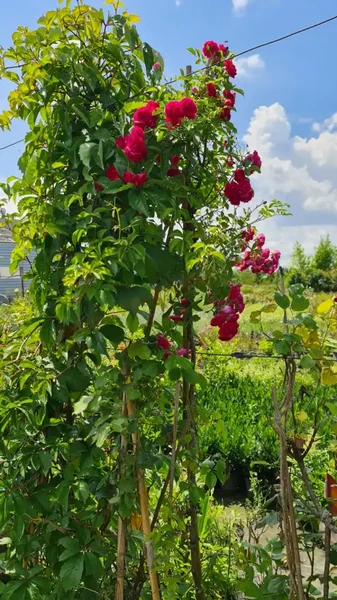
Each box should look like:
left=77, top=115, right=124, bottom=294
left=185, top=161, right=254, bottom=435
left=0, top=13, right=336, bottom=152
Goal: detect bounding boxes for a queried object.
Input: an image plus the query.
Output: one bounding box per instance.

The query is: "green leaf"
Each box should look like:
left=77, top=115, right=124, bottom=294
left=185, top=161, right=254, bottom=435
left=274, top=339, right=290, bottom=356
left=60, top=554, right=84, bottom=591
left=291, top=295, right=309, bottom=312
left=302, top=314, right=318, bottom=330
left=59, top=367, right=91, bottom=393
left=128, top=189, right=149, bottom=216
left=74, top=394, right=94, bottom=415
left=128, top=342, right=151, bottom=360
left=274, top=292, right=290, bottom=310
left=79, top=142, right=96, bottom=168
left=77, top=481, right=90, bottom=503
left=126, top=313, right=139, bottom=334
left=182, top=368, right=207, bottom=389
left=205, top=471, right=217, bottom=490
left=116, top=286, right=153, bottom=317
left=326, top=402, right=337, bottom=416
left=84, top=552, right=103, bottom=579
left=216, top=459, right=227, bottom=484
left=94, top=424, right=110, bottom=448
left=299, top=356, right=315, bottom=369
left=39, top=451, right=52, bottom=475
left=289, top=283, right=305, bottom=298
left=40, top=320, right=56, bottom=349
left=100, top=324, right=124, bottom=345
left=59, top=538, right=82, bottom=561
left=142, top=42, right=154, bottom=76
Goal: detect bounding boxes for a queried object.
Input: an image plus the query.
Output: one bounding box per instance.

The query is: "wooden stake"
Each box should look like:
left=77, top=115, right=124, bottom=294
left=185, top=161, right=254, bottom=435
left=115, top=395, right=128, bottom=600
left=323, top=525, right=331, bottom=600
left=169, top=381, right=181, bottom=499
left=272, top=383, right=304, bottom=600
left=126, top=399, right=161, bottom=600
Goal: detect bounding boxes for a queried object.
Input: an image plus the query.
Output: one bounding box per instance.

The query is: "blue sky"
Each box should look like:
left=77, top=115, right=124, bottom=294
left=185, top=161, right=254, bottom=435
left=1, top=0, right=337, bottom=261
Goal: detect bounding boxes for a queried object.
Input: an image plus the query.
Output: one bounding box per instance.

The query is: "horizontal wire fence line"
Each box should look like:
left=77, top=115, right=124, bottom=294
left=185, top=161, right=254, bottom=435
left=196, top=351, right=337, bottom=362
left=0, top=14, right=336, bottom=152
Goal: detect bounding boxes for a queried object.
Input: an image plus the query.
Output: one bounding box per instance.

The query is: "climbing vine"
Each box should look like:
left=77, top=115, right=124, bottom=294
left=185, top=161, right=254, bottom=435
left=0, top=1, right=285, bottom=598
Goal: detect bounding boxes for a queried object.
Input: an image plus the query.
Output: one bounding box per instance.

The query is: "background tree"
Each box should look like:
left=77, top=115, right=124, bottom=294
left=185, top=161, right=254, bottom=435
left=290, top=242, right=310, bottom=272
left=313, top=236, right=336, bottom=271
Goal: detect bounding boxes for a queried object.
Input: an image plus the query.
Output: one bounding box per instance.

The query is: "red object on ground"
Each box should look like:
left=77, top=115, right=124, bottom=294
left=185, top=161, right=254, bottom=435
left=325, top=473, right=337, bottom=515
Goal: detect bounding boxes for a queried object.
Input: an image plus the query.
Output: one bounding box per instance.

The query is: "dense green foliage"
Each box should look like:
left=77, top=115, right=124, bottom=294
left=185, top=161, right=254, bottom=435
left=1, top=2, right=337, bottom=599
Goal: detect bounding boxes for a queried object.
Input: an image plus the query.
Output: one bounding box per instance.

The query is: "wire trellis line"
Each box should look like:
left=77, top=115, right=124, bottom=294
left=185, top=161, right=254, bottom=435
left=195, top=350, right=337, bottom=363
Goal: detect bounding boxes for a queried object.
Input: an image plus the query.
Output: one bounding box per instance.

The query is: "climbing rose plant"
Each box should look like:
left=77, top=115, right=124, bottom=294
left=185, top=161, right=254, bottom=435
left=0, top=3, right=285, bottom=599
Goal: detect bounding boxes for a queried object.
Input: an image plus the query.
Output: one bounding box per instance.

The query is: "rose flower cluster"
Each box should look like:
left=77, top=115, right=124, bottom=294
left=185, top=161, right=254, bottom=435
left=199, top=40, right=238, bottom=122
left=236, top=231, right=281, bottom=275
left=210, top=284, right=245, bottom=342
left=224, top=150, right=262, bottom=207
left=95, top=40, right=241, bottom=195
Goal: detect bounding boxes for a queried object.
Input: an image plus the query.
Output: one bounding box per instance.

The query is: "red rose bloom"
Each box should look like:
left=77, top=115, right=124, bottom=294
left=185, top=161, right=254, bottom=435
left=167, top=168, right=180, bottom=177
left=246, top=150, right=262, bottom=170
left=206, top=83, right=217, bottom=98
left=165, top=101, right=183, bottom=128
left=256, top=233, right=266, bottom=248
left=177, top=347, right=188, bottom=357
left=133, top=100, right=159, bottom=130
left=170, top=315, right=183, bottom=322
left=242, top=228, right=255, bottom=243
left=153, top=62, right=161, bottom=70
left=224, top=177, right=254, bottom=206
left=157, top=334, right=171, bottom=350
left=180, top=97, right=198, bottom=120
left=117, top=126, right=147, bottom=163
left=116, top=136, right=126, bottom=149
left=234, top=169, right=246, bottom=182
left=167, top=155, right=181, bottom=177
left=218, top=44, right=228, bottom=56
left=106, top=165, right=121, bottom=181
left=202, top=40, right=219, bottom=59
left=94, top=181, right=104, bottom=192
left=219, top=107, right=231, bottom=121
left=223, top=89, right=236, bottom=108
left=123, top=171, right=147, bottom=187
left=224, top=59, right=237, bottom=78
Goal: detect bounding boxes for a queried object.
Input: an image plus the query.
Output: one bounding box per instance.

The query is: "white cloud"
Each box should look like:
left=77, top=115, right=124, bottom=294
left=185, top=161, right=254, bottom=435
left=232, top=0, right=252, bottom=13
left=258, top=222, right=337, bottom=265
left=235, top=54, right=265, bottom=78
left=243, top=103, right=337, bottom=262
left=244, top=103, right=337, bottom=212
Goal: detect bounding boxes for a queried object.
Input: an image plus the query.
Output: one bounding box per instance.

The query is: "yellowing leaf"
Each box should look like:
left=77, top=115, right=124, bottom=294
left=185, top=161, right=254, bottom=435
left=261, top=304, right=277, bottom=314
left=295, top=410, right=308, bottom=423
left=322, top=367, right=337, bottom=387
left=317, top=299, right=334, bottom=315
left=250, top=310, right=261, bottom=321
left=124, top=12, right=141, bottom=23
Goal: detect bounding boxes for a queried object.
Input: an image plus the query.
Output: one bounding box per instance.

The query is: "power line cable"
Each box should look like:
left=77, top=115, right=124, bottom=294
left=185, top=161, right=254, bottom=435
left=163, top=14, right=337, bottom=85
left=234, top=14, right=337, bottom=58
left=0, top=14, right=336, bottom=152
left=0, top=138, right=24, bottom=151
